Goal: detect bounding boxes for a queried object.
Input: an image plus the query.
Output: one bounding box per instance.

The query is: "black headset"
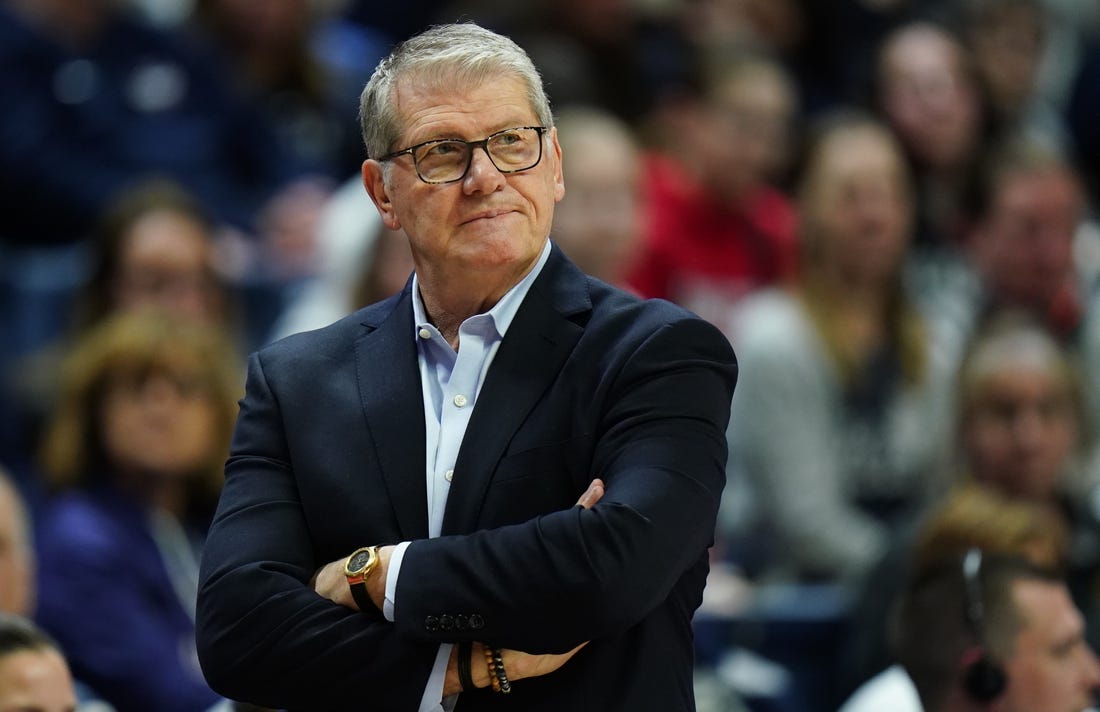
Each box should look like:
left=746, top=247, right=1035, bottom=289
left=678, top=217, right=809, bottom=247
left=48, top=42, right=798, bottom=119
left=961, top=548, right=1008, bottom=702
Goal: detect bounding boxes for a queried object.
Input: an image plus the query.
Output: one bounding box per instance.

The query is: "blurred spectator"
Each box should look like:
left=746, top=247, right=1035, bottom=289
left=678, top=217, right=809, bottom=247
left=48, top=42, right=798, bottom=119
left=840, top=313, right=1100, bottom=701
left=34, top=310, right=241, bottom=712
left=954, top=314, right=1100, bottom=642
left=676, top=0, right=878, bottom=115
left=677, top=0, right=807, bottom=62
left=839, top=484, right=1071, bottom=712
left=551, top=105, right=643, bottom=289
left=894, top=549, right=1100, bottom=712
left=724, top=110, right=953, bottom=585
left=964, top=140, right=1086, bottom=333
left=957, top=314, right=1093, bottom=503
left=73, top=179, right=233, bottom=334
left=0, top=613, right=79, bottom=712
left=2, top=180, right=239, bottom=493
left=2, top=466, right=117, bottom=709
left=348, top=224, right=415, bottom=310
left=958, top=0, right=1070, bottom=150
left=441, top=0, right=692, bottom=124
left=874, top=19, right=988, bottom=249
left=265, top=176, right=417, bottom=342
left=925, top=133, right=1100, bottom=432
left=627, top=48, right=799, bottom=328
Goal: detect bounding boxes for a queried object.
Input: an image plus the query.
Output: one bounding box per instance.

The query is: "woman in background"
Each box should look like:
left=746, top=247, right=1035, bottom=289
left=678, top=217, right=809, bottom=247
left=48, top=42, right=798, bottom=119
left=724, top=110, right=953, bottom=584
left=34, top=310, right=240, bottom=712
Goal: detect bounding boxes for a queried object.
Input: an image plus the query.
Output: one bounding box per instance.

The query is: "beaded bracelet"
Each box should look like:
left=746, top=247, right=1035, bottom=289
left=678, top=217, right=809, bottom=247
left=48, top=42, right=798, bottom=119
left=483, top=645, right=500, bottom=692
left=457, top=642, right=475, bottom=692
left=484, top=645, right=512, bottom=694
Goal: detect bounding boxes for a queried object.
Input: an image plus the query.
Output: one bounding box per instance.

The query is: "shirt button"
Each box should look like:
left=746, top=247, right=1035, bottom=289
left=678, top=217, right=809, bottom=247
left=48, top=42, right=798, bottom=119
left=453, top=394, right=468, bottom=407
left=444, top=469, right=454, bottom=482
left=418, top=327, right=431, bottom=339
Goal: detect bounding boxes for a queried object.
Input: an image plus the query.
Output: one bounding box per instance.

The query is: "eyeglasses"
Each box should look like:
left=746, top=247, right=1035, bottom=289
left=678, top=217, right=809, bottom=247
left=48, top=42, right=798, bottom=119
left=378, top=126, right=547, bottom=184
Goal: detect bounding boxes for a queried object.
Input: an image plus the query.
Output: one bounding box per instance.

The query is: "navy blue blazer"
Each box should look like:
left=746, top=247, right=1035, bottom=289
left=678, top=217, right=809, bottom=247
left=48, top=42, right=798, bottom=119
left=196, top=245, right=738, bottom=711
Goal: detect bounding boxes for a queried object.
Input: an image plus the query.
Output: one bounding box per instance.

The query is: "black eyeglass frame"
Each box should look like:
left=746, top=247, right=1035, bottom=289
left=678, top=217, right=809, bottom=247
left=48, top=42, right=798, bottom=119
left=377, top=126, right=548, bottom=184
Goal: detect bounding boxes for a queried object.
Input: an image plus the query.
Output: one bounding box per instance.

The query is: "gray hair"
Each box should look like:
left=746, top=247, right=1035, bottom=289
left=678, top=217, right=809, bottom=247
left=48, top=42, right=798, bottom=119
left=358, top=23, right=553, bottom=161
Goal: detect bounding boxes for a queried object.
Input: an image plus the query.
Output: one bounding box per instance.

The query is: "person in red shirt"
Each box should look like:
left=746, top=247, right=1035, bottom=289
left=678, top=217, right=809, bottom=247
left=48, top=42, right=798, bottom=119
left=628, top=49, right=799, bottom=329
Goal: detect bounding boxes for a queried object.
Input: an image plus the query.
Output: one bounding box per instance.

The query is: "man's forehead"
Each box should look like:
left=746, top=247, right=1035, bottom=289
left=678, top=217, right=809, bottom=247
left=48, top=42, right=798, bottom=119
left=1013, top=579, right=1082, bottom=640
left=391, top=75, right=538, bottom=142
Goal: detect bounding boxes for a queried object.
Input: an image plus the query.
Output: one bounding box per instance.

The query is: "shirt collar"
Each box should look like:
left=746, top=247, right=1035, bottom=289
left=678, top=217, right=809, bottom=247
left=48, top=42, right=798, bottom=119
left=411, top=239, right=552, bottom=341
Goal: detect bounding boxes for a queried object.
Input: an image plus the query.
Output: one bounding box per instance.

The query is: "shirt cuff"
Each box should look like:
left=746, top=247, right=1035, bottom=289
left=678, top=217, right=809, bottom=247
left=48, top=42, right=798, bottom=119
left=384, top=540, right=412, bottom=622
left=418, top=643, right=454, bottom=712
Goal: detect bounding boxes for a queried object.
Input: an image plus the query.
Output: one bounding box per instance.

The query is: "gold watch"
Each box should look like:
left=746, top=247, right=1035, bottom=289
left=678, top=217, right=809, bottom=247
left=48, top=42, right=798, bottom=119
left=344, top=545, right=381, bottom=610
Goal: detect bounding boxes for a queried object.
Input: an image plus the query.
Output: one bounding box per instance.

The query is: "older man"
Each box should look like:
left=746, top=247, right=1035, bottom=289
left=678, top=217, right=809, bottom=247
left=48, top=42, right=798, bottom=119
left=196, top=22, right=737, bottom=712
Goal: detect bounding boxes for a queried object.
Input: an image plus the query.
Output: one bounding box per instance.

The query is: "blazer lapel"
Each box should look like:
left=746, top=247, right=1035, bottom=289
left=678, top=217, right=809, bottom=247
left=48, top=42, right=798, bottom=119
left=441, top=247, right=591, bottom=535
left=355, top=289, right=430, bottom=540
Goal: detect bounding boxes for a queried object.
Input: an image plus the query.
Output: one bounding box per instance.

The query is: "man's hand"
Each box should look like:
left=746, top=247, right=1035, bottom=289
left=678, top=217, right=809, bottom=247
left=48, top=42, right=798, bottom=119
left=442, top=642, right=589, bottom=695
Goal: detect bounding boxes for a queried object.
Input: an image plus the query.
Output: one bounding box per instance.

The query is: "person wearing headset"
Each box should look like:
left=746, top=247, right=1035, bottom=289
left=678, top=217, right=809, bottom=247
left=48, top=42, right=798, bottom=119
left=894, top=547, right=1100, bottom=711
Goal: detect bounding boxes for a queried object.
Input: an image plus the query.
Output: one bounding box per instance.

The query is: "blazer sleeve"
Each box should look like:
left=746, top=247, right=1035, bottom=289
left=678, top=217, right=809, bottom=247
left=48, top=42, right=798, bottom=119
left=195, top=351, right=438, bottom=710
left=393, top=315, right=738, bottom=653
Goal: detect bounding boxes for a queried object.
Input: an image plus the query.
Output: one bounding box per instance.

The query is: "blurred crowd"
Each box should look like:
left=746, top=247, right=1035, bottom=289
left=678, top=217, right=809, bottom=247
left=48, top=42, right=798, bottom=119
left=2, top=0, right=1100, bottom=710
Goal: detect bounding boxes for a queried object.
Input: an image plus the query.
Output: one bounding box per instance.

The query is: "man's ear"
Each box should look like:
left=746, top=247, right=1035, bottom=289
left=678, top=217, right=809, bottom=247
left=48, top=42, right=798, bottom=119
left=549, top=127, right=565, bottom=203
left=362, top=159, right=401, bottom=230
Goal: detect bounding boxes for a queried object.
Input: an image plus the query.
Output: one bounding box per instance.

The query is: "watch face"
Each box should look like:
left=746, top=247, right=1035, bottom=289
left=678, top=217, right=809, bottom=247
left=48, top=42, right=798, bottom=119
left=348, top=550, right=373, bottom=574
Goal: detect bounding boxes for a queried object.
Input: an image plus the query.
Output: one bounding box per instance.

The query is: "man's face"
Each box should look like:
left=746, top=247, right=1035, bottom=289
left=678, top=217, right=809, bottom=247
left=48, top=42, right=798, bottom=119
left=972, top=167, right=1082, bottom=310
left=963, top=365, right=1077, bottom=501
left=1000, top=580, right=1100, bottom=712
left=0, top=649, right=77, bottom=712
left=362, top=74, right=564, bottom=287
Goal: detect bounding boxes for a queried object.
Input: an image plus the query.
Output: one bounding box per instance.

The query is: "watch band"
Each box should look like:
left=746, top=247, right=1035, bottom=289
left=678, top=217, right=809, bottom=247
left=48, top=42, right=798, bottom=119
left=349, top=577, right=374, bottom=611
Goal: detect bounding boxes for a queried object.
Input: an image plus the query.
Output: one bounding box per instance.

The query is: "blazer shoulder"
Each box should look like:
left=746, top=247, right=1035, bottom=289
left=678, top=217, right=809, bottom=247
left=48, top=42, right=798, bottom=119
left=255, top=292, right=406, bottom=365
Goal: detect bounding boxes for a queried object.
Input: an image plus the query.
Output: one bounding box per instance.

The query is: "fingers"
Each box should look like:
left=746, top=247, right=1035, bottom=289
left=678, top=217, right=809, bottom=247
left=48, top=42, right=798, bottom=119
left=575, top=478, right=605, bottom=509
left=562, top=641, right=588, bottom=661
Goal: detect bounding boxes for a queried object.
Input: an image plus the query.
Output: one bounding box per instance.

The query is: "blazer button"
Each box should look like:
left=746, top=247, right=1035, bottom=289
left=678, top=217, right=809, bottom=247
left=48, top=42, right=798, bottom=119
left=455, top=614, right=469, bottom=631
left=424, top=615, right=440, bottom=632
left=439, top=614, right=455, bottom=631
left=468, top=614, right=485, bottom=630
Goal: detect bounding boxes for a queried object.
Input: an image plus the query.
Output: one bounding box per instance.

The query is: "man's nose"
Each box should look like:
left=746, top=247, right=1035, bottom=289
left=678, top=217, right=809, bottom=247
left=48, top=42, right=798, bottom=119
left=1081, top=644, right=1100, bottom=691
left=463, top=146, right=506, bottom=194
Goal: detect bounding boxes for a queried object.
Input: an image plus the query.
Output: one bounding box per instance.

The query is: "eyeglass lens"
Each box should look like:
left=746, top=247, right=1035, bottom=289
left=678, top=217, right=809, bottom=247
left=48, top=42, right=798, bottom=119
left=414, top=127, right=542, bottom=183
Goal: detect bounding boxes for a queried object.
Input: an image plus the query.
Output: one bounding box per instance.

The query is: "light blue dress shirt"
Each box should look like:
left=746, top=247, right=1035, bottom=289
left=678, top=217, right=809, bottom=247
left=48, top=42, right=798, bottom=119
left=383, top=240, right=552, bottom=712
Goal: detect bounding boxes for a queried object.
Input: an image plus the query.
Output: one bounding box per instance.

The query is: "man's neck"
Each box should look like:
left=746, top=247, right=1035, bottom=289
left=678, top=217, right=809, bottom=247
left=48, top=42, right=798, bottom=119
left=415, top=258, right=540, bottom=349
